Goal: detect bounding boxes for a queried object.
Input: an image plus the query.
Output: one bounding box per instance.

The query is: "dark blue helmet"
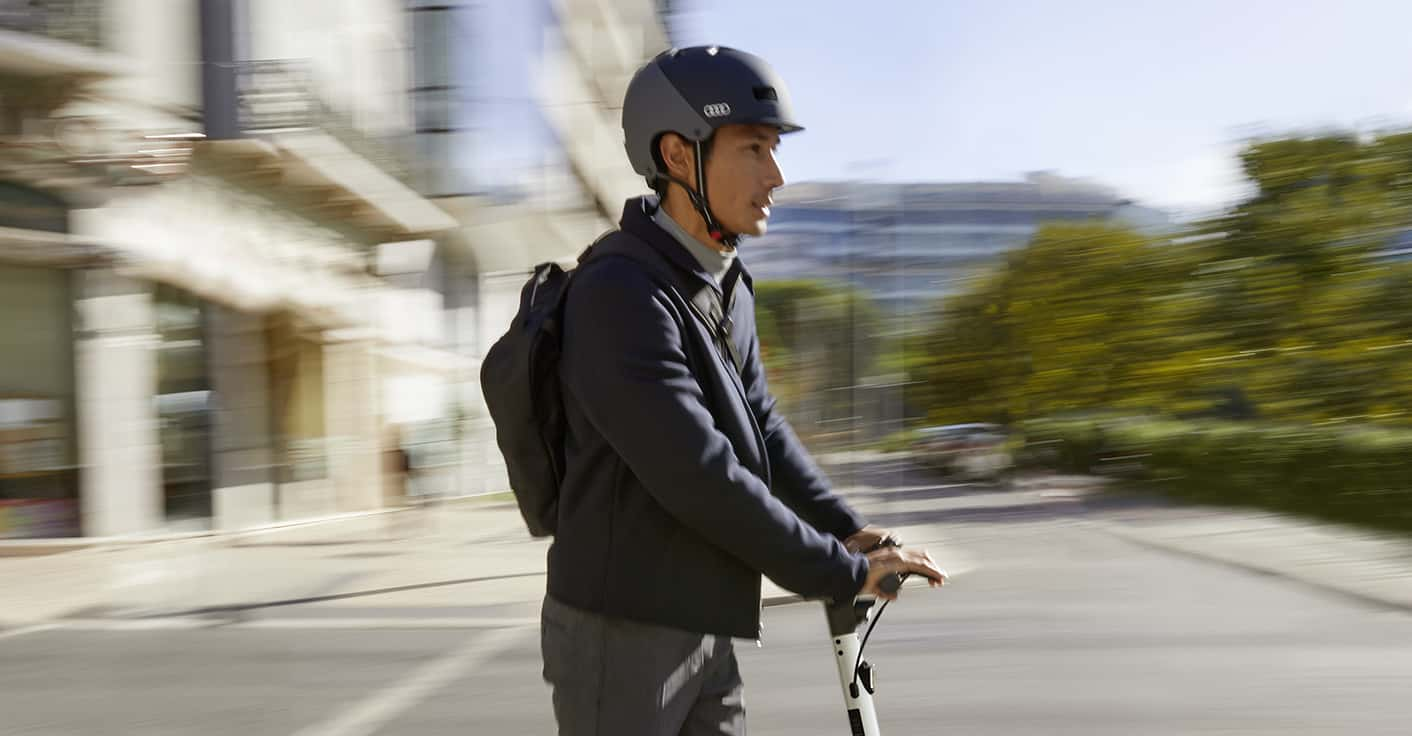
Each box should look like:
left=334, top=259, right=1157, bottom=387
left=622, top=46, right=804, bottom=184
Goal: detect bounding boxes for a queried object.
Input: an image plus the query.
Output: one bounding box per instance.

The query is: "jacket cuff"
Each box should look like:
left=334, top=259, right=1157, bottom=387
left=834, top=508, right=869, bottom=541
left=831, top=551, right=871, bottom=604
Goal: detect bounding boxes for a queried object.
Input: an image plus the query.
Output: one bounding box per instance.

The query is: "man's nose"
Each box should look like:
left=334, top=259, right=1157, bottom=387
left=765, top=150, right=785, bottom=189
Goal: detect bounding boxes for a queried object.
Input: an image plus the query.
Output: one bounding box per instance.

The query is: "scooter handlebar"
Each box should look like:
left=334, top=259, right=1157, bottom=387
left=867, top=535, right=908, bottom=598
left=878, top=571, right=906, bottom=596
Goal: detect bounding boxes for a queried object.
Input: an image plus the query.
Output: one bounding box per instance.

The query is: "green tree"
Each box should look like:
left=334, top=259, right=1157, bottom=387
left=909, top=129, right=1412, bottom=429
left=913, top=223, right=1196, bottom=425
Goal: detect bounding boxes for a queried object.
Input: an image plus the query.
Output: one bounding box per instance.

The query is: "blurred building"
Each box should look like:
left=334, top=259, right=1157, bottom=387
left=1, top=0, right=465, bottom=539
left=748, top=173, right=1172, bottom=313
left=405, top=0, right=668, bottom=497
left=0, top=0, right=681, bottom=539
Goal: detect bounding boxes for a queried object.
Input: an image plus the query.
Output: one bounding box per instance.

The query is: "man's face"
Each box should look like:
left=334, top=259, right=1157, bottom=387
left=703, top=124, right=785, bottom=238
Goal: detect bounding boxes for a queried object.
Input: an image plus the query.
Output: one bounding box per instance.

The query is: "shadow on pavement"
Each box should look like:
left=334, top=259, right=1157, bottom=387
left=847, top=483, right=1014, bottom=504
left=864, top=499, right=1089, bottom=528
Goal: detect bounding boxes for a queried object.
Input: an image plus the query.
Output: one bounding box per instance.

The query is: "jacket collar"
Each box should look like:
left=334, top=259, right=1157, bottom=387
left=619, top=196, right=750, bottom=297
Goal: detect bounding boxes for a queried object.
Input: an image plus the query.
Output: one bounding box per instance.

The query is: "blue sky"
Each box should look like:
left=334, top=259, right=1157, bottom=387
left=671, top=1, right=1412, bottom=215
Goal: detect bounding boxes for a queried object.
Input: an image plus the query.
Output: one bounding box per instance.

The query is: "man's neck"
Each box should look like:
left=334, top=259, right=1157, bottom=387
left=661, top=190, right=733, bottom=254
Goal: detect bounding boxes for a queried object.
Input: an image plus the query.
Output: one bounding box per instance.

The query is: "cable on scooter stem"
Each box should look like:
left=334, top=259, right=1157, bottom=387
left=851, top=538, right=908, bottom=690
left=852, top=603, right=885, bottom=689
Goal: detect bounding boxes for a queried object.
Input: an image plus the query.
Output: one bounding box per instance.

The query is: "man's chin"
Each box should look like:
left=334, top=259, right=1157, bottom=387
left=735, top=219, right=768, bottom=238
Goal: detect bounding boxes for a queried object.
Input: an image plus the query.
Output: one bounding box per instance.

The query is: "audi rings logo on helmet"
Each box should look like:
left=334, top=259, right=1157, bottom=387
left=702, top=103, right=732, bottom=118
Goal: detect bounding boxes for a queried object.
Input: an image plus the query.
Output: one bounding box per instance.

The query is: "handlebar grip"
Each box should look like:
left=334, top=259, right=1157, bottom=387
left=869, top=536, right=906, bottom=596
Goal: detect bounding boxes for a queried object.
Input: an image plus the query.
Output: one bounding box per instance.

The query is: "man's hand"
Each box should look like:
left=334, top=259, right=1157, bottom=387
left=859, top=546, right=947, bottom=601
left=843, top=525, right=895, bottom=554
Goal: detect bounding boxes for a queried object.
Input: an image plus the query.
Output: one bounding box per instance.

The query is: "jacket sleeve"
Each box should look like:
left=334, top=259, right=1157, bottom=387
left=562, top=259, right=868, bottom=603
left=738, top=310, right=868, bottom=541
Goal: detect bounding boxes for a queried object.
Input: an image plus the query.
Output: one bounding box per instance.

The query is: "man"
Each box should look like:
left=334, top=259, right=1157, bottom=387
left=542, top=46, right=946, bottom=735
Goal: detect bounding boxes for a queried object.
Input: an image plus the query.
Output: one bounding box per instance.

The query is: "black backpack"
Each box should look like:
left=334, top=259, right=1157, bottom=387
left=479, top=232, right=744, bottom=537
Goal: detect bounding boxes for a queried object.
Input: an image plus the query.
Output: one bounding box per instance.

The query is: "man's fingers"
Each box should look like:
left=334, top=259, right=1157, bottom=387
left=905, top=551, right=946, bottom=584
left=864, top=546, right=949, bottom=598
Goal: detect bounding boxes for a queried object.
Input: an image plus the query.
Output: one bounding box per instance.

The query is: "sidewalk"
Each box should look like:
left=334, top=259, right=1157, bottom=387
left=1084, top=495, right=1412, bottom=612
left=5, top=473, right=1411, bottom=634
left=0, top=499, right=548, bottom=630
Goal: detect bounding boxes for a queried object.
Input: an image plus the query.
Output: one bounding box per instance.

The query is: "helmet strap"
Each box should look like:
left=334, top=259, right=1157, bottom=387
left=655, top=140, right=738, bottom=249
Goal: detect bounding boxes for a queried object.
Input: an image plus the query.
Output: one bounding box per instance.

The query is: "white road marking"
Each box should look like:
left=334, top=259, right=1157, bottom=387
left=56, top=619, right=212, bottom=631
left=291, top=625, right=532, bottom=736
left=0, top=623, right=60, bottom=641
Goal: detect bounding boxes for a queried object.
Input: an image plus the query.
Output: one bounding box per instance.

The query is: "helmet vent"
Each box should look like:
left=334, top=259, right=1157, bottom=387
left=753, top=86, right=778, bottom=101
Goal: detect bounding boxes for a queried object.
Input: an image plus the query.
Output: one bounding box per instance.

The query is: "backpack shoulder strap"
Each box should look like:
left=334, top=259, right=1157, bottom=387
left=583, top=232, right=745, bottom=374
left=689, top=286, right=744, bottom=375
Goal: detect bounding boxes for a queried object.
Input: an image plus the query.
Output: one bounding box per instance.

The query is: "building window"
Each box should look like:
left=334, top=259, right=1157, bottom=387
left=0, top=265, right=79, bottom=538
left=154, top=285, right=214, bottom=527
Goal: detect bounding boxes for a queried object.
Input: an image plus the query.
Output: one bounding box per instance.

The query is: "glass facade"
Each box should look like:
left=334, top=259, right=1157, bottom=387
left=154, top=285, right=214, bottom=528
left=0, top=265, right=80, bottom=538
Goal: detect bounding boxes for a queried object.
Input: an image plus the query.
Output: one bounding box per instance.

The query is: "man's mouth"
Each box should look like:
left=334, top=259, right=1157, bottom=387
left=751, top=197, right=773, bottom=217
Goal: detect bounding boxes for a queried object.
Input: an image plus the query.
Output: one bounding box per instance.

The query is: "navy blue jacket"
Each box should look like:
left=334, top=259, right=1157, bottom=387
left=547, top=197, right=870, bottom=640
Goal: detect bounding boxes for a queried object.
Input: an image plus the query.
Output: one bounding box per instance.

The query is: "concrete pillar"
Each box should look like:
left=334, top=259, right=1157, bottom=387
left=469, top=271, right=526, bottom=494
left=207, top=306, right=278, bottom=530
left=74, top=269, right=162, bottom=537
left=324, top=338, right=382, bottom=512
left=459, top=382, right=505, bottom=495
left=443, top=253, right=489, bottom=496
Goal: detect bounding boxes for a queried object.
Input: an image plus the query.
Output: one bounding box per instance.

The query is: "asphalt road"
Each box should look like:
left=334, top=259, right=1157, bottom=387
left=4, top=461, right=1412, bottom=735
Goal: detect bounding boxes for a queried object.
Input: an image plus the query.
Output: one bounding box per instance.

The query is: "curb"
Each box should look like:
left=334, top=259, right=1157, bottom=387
left=0, top=490, right=519, bottom=559
left=0, top=505, right=448, bottom=558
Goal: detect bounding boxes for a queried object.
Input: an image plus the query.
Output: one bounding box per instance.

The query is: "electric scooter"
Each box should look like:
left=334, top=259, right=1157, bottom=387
left=764, top=538, right=938, bottom=735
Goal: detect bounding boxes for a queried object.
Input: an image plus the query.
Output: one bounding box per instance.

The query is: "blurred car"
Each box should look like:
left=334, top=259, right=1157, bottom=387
left=912, top=423, right=1013, bottom=481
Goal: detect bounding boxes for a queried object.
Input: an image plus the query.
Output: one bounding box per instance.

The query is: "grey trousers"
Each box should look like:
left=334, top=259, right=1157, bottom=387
left=540, top=595, right=746, bottom=736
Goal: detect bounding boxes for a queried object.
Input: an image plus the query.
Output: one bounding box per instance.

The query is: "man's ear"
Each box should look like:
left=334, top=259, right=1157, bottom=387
left=658, top=133, right=695, bottom=182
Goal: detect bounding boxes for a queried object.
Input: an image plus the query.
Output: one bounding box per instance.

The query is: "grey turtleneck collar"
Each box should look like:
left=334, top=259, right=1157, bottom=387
left=650, top=196, right=736, bottom=286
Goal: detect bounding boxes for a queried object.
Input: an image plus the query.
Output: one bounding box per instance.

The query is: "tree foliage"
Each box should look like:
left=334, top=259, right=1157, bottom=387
left=907, top=130, right=1412, bottom=428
